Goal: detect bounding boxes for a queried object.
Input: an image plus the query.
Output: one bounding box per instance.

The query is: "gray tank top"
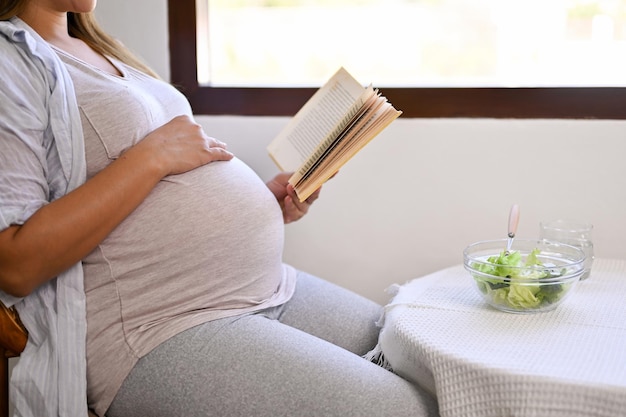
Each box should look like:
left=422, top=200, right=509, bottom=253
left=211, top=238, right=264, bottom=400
left=54, top=48, right=296, bottom=416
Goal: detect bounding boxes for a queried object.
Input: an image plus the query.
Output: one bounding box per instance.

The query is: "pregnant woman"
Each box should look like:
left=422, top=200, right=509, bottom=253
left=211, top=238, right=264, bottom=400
left=0, top=1, right=438, bottom=416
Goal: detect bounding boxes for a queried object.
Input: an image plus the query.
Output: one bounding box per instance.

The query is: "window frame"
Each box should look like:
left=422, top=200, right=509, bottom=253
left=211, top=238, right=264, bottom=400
left=168, top=0, right=626, bottom=119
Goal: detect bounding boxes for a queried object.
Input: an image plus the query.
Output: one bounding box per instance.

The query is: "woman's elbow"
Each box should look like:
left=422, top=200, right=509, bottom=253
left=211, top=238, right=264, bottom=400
left=0, top=270, right=37, bottom=298
left=0, top=226, right=39, bottom=297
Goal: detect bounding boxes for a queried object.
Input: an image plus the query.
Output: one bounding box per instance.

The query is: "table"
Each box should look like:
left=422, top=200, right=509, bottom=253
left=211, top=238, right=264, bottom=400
left=377, top=258, right=626, bottom=417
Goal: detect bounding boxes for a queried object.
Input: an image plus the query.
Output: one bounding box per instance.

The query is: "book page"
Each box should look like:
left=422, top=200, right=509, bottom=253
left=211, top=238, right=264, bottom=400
left=267, top=67, right=367, bottom=172
left=294, top=100, right=402, bottom=201
left=291, top=91, right=384, bottom=187
left=288, top=85, right=377, bottom=186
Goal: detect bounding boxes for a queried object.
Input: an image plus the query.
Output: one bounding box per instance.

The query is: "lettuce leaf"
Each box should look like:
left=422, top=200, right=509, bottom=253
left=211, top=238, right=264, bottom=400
left=472, top=248, right=567, bottom=310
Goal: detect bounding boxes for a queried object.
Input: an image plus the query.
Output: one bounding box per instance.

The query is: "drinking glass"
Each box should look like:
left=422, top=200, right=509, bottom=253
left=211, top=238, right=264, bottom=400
left=539, top=219, right=594, bottom=280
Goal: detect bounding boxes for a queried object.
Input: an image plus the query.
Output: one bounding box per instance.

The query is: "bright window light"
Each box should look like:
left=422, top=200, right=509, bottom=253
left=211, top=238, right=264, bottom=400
left=196, top=0, right=626, bottom=87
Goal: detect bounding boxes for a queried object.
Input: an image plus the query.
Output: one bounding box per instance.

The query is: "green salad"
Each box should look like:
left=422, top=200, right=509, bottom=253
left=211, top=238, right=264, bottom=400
left=472, top=248, right=570, bottom=310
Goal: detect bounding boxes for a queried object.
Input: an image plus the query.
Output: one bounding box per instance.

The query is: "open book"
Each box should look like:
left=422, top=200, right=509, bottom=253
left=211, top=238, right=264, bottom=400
left=267, top=67, right=402, bottom=202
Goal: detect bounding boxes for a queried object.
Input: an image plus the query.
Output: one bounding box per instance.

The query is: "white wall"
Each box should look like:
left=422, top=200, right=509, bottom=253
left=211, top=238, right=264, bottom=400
left=96, top=0, right=626, bottom=304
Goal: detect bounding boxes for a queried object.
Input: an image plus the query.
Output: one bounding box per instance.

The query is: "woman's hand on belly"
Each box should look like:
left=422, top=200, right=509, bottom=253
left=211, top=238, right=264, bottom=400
left=137, top=115, right=234, bottom=177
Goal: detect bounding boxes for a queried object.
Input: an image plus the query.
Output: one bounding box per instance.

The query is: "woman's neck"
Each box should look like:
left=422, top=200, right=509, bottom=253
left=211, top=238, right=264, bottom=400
left=19, top=4, right=72, bottom=48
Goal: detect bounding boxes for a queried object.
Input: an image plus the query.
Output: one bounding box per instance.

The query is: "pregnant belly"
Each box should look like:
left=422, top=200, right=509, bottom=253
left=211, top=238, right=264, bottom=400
left=83, top=157, right=285, bottom=328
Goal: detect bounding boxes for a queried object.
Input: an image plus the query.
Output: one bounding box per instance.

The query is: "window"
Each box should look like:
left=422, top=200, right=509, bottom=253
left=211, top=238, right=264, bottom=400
left=168, top=0, right=626, bottom=118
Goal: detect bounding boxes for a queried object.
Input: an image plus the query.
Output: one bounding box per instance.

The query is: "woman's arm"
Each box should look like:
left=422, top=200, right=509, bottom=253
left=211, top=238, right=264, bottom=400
left=0, top=115, right=233, bottom=297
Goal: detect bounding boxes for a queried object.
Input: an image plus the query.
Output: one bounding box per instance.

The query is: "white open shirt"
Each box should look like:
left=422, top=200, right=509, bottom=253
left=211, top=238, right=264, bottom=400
left=0, top=17, right=88, bottom=417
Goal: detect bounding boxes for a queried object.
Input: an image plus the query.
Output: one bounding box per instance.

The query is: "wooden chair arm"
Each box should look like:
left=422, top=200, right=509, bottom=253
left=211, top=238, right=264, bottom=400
left=1, top=301, right=27, bottom=417
left=0, top=302, right=107, bottom=417
left=0, top=301, right=27, bottom=357
left=0, top=304, right=98, bottom=416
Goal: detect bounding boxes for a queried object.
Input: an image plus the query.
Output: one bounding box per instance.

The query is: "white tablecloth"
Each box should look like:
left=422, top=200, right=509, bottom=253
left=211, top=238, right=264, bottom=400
left=378, top=258, right=626, bottom=417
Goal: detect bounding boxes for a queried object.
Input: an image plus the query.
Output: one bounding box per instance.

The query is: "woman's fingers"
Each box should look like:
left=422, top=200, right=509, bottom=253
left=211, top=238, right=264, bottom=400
left=282, top=185, right=323, bottom=223
left=206, top=136, right=229, bottom=150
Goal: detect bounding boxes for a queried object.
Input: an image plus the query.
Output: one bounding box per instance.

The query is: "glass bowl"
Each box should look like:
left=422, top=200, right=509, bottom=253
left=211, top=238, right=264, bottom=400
left=463, top=239, right=586, bottom=314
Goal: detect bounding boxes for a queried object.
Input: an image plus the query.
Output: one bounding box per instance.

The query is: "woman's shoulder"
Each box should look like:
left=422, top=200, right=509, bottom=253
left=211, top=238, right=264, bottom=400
left=0, top=18, right=27, bottom=57
left=0, top=17, right=39, bottom=52
left=0, top=18, right=65, bottom=102
left=0, top=18, right=47, bottom=74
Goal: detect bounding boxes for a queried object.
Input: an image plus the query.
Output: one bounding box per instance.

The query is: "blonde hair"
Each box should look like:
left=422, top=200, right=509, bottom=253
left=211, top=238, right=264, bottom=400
left=1, top=0, right=159, bottom=78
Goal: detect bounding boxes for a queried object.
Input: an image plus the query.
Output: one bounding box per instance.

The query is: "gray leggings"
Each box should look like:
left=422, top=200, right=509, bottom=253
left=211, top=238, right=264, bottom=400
left=107, top=272, right=438, bottom=417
